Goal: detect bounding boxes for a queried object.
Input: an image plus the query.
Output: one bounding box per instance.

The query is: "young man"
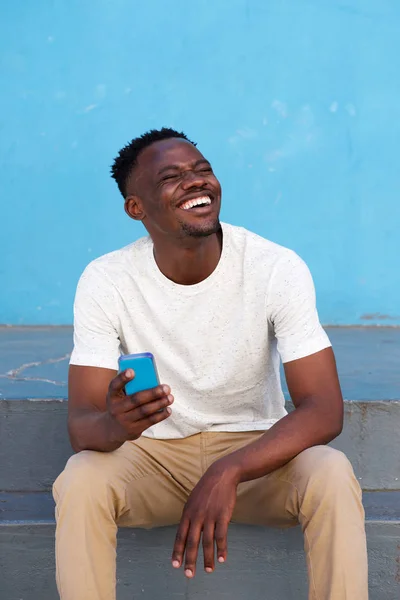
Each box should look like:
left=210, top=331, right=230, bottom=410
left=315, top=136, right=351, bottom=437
left=53, top=128, right=368, bottom=600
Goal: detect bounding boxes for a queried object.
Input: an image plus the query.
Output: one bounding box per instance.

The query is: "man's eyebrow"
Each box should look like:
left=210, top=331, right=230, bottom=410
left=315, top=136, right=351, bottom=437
left=157, top=159, right=211, bottom=176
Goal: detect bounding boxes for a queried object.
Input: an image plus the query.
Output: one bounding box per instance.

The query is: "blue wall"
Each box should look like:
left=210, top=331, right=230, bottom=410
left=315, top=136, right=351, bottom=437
left=1, top=1, right=400, bottom=325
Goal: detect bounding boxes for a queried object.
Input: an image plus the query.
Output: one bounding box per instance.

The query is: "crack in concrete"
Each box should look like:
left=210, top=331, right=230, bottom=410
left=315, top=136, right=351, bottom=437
left=0, top=374, right=66, bottom=386
left=6, top=353, right=71, bottom=377
left=0, top=353, right=70, bottom=386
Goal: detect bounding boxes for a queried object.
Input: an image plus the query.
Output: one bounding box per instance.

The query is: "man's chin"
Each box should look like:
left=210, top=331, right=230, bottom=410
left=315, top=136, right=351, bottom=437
left=179, top=217, right=221, bottom=238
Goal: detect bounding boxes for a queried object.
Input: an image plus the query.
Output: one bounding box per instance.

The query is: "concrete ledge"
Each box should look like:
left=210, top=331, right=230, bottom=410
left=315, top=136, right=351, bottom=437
left=1, top=326, right=400, bottom=401
left=1, top=328, right=399, bottom=598
left=1, top=399, right=399, bottom=491
left=0, top=399, right=70, bottom=491
left=2, top=491, right=400, bottom=523
left=1, top=326, right=399, bottom=491
left=330, top=400, right=400, bottom=490
left=0, top=519, right=399, bottom=600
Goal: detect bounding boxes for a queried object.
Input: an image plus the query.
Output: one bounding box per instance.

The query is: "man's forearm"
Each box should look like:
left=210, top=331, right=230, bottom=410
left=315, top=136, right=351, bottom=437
left=216, top=397, right=343, bottom=484
left=68, top=409, right=124, bottom=453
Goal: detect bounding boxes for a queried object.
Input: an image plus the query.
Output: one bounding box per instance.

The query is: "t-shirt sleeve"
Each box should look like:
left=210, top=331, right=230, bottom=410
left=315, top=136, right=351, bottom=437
left=69, top=263, right=121, bottom=370
left=268, top=250, right=331, bottom=363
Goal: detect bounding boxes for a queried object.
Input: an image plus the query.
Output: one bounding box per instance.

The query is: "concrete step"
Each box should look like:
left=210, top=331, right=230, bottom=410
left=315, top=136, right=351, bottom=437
left=1, top=326, right=400, bottom=492
left=1, top=326, right=399, bottom=401
left=0, top=491, right=399, bottom=600
left=1, top=327, right=399, bottom=598
left=1, top=397, right=399, bottom=492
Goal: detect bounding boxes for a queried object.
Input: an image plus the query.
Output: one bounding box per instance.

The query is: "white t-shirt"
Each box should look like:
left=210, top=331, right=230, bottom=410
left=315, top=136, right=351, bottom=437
left=70, top=223, right=331, bottom=439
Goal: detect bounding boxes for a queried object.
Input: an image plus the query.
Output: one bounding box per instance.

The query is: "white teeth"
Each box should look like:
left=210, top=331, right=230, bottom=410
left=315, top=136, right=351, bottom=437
left=181, top=196, right=211, bottom=210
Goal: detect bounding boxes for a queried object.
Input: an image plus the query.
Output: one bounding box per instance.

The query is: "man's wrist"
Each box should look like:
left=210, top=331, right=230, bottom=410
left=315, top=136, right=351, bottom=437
left=207, top=455, right=243, bottom=486
left=104, top=411, right=128, bottom=446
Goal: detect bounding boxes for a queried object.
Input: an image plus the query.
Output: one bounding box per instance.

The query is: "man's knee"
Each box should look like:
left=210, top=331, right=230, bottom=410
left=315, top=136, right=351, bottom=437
left=295, top=445, right=360, bottom=493
left=53, top=450, right=113, bottom=506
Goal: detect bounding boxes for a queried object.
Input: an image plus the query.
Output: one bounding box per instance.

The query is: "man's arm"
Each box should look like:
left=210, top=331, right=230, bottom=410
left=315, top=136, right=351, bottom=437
left=171, top=346, right=343, bottom=577
left=219, top=251, right=343, bottom=481
left=220, top=346, right=343, bottom=482
left=68, top=365, right=174, bottom=453
left=68, top=263, right=174, bottom=453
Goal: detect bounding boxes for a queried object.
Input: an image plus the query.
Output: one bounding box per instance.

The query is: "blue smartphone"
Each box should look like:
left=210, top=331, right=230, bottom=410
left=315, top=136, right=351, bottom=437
left=118, top=352, right=160, bottom=395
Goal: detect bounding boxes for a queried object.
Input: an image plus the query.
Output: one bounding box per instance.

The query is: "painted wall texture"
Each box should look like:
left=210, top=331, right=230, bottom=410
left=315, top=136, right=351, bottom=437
left=1, top=1, right=399, bottom=325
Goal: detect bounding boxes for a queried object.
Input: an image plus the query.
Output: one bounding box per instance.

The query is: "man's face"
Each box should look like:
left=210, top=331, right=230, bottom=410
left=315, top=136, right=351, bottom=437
left=125, top=138, right=222, bottom=239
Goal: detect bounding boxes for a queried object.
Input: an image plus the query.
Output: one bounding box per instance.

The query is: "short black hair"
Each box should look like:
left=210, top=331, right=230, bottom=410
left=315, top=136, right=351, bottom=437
left=111, top=127, right=196, bottom=197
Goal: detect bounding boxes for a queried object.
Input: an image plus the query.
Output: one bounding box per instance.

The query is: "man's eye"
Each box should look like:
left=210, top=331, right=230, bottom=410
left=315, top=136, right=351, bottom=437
left=199, top=167, right=212, bottom=173
left=162, top=174, right=178, bottom=182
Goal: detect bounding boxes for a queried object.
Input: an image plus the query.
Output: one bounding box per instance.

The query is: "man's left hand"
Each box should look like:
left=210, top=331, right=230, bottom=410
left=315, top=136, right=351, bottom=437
left=171, top=460, right=240, bottom=578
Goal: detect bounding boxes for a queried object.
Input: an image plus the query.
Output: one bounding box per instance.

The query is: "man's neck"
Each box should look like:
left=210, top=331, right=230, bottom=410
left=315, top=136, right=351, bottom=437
left=152, top=229, right=223, bottom=285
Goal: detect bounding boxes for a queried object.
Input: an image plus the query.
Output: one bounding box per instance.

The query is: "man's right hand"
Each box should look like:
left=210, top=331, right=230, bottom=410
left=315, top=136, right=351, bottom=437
left=106, top=369, right=174, bottom=443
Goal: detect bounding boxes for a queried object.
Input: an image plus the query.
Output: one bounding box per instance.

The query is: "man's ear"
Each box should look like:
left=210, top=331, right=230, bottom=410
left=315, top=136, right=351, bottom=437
left=124, top=195, right=145, bottom=221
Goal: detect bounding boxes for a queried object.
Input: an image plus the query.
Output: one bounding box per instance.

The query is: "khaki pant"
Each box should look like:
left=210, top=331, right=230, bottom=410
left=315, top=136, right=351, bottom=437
left=53, top=431, right=368, bottom=600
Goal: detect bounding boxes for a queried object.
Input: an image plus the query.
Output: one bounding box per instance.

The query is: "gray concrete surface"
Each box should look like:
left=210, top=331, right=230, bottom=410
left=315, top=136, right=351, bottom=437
left=1, top=326, right=400, bottom=401
left=0, top=399, right=70, bottom=491
left=0, top=520, right=399, bottom=600
left=2, top=490, right=399, bottom=523
left=1, top=398, right=400, bottom=491
left=1, top=327, right=400, bottom=491
left=1, top=327, right=400, bottom=599
left=2, top=492, right=398, bottom=598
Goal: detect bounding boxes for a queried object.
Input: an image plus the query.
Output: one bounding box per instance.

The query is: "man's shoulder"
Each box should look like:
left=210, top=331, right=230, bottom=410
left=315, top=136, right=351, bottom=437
left=224, top=222, right=299, bottom=266
left=79, top=235, right=151, bottom=281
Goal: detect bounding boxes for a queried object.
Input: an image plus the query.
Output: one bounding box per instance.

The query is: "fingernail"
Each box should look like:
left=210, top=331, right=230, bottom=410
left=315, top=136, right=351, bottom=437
left=166, top=407, right=172, bottom=414
left=205, top=567, right=213, bottom=573
left=172, top=560, right=180, bottom=568
left=167, top=394, right=174, bottom=403
left=162, top=385, right=170, bottom=394
left=126, top=369, right=133, bottom=378
left=218, top=556, right=225, bottom=563
left=185, top=569, right=193, bottom=578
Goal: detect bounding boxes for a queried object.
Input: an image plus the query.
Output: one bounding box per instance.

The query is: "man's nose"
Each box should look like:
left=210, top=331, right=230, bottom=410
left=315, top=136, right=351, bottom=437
left=181, top=170, right=206, bottom=189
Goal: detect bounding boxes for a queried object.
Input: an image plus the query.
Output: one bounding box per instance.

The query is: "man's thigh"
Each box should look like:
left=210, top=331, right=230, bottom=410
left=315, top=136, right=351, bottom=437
left=119, top=434, right=204, bottom=528
left=231, top=440, right=354, bottom=529
left=54, top=434, right=203, bottom=529
left=233, top=471, right=300, bottom=528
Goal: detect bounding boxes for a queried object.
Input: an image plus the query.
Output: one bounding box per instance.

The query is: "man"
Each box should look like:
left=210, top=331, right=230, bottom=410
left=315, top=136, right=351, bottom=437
left=53, top=127, right=368, bottom=600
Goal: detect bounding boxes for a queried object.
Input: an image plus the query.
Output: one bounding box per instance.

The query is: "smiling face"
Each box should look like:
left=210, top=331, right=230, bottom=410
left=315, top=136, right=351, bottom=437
left=124, top=138, right=222, bottom=240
